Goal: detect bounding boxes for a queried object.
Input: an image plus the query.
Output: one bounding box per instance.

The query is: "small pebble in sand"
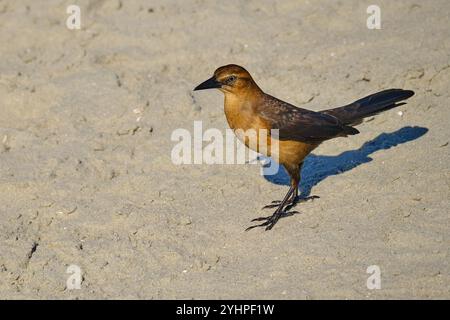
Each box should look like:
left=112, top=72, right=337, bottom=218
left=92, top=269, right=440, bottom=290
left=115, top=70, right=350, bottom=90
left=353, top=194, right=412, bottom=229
left=178, top=216, right=192, bottom=226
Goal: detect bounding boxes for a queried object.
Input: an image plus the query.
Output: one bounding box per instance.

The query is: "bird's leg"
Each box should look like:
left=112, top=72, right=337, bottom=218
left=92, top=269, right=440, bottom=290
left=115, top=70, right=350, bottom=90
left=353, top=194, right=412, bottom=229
left=261, top=193, right=297, bottom=209
left=246, top=184, right=297, bottom=231
left=248, top=166, right=301, bottom=230
left=262, top=162, right=319, bottom=210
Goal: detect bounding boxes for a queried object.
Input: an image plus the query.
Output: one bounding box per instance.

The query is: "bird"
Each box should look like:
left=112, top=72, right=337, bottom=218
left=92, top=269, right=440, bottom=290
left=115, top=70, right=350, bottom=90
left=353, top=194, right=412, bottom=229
left=194, top=64, right=414, bottom=231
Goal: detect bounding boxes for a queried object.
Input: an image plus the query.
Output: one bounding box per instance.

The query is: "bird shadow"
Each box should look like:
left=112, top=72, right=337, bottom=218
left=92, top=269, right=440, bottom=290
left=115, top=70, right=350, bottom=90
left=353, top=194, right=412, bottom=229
left=262, top=126, right=428, bottom=198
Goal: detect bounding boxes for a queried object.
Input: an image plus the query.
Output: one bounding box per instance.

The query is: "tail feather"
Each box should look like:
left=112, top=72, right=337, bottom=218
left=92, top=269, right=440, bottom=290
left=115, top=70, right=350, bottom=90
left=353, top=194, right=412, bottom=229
left=323, top=89, right=415, bottom=126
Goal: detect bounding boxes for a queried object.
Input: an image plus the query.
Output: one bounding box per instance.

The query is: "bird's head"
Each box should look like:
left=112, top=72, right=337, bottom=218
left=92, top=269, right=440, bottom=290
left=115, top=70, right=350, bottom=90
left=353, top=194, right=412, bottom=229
left=194, top=64, right=261, bottom=95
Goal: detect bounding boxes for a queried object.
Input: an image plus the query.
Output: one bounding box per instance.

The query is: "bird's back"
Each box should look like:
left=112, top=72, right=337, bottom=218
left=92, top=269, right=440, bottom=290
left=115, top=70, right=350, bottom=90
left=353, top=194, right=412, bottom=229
left=256, top=94, right=358, bottom=143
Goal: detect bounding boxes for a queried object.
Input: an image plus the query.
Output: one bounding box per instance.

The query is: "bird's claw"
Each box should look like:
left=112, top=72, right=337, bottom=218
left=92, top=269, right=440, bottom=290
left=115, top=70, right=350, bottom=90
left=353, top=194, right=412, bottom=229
left=246, top=211, right=300, bottom=231
left=251, top=210, right=299, bottom=222
left=261, top=202, right=281, bottom=209
left=262, top=195, right=320, bottom=210
left=245, top=217, right=278, bottom=231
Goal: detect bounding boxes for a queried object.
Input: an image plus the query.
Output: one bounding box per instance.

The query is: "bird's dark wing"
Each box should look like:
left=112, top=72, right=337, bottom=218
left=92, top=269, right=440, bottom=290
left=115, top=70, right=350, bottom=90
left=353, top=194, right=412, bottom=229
left=322, top=89, right=414, bottom=126
left=258, top=95, right=358, bottom=143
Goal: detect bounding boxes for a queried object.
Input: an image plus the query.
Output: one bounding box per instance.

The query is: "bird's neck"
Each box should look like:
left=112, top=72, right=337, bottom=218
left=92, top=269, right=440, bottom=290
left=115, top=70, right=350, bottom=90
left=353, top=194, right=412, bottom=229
left=223, top=86, right=264, bottom=131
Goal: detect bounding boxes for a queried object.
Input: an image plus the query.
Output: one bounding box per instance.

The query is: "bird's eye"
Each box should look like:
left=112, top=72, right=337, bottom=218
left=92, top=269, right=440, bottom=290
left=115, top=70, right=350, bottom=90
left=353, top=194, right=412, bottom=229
left=225, top=75, right=237, bottom=84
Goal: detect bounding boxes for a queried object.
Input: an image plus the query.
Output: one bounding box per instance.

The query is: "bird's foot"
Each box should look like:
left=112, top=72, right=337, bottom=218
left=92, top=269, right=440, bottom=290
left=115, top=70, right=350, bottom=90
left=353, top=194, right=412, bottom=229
left=261, top=195, right=320, bottom=210
left=245, top=210, right=300, bottom=231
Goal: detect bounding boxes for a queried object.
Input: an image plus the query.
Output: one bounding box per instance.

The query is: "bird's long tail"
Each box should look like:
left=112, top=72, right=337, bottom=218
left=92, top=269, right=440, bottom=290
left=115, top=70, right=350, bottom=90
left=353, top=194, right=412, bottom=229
left=323, top=89, right=415, bottom=126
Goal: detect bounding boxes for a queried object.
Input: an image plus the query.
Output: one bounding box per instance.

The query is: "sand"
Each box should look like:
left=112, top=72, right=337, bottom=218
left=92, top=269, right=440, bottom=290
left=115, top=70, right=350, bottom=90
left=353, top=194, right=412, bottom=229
left=0, top=0, right=449, bottom=299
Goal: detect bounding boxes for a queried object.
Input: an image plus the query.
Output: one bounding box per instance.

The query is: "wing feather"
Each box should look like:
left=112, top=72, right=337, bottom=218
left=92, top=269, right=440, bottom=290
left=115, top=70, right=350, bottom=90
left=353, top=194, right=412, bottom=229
left=258, top=95, right=356, bottom=143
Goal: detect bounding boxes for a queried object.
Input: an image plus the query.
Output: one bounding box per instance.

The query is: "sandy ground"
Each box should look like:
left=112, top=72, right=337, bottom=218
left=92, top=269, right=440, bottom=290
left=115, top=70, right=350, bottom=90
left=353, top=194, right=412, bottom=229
left=0, top=0, right=449, bottom=299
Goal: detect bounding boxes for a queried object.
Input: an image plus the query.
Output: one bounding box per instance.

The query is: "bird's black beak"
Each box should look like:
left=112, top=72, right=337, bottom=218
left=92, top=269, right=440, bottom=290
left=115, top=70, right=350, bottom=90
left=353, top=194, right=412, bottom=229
left=194, top=76, right=221, bottom=91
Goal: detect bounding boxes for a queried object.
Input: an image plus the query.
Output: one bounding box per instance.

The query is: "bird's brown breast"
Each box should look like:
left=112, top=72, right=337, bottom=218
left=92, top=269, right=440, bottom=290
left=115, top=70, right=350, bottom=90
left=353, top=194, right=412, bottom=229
left=224, top=93, right=271, bottom=154
left=224, top=96, right=268, bottom=132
